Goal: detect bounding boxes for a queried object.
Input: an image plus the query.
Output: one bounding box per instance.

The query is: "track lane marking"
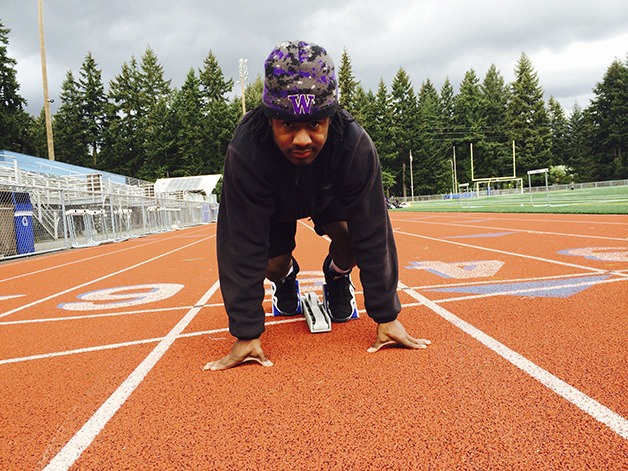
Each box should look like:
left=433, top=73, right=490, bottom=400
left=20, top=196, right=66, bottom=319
left=425, top=276, right=627, bottom=303
left=0, top=235, right=214, bottom=320
left=0, top=318, right=304, bottom=365
left=0, top=226, right=211, bottom=285
left=394, top=230, right=614, bottom=274
left=399, top=281, right=628, bottom=440
left=392, top=214, right=628, bottom=230
left=42, top=281, right=222, bottom=470
left=391, top=217, right=628, bottom=241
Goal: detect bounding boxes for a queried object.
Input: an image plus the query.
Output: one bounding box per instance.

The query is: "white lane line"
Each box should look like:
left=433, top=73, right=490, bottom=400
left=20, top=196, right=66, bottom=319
left=0, top=226, right=211, bottom=285
left=423, top=276, right=627, bottom=303
left=42, top=281, right=221, bottom=470
left=405, top=272, right=616, bottom=290
left=0, top=235, right=214, bottom=320
left=0, top=318, right=304, bottom=366
left=399, top=282, right=628, bottom=440
left=394, top=230, right=610, bottom=274
left=0, top=337, right=164, bottom=365
left=391, top=217, right=628, bottom=241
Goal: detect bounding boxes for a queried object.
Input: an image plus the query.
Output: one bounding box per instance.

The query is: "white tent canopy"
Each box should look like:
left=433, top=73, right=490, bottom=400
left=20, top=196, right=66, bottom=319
left=154, top=175, right=221, bottom=202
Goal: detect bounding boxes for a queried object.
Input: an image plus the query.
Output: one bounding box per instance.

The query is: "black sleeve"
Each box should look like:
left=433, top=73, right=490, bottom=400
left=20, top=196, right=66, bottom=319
left=217, top=144, right=274, bottom=340
left=337, top=127, right=401, bottom=323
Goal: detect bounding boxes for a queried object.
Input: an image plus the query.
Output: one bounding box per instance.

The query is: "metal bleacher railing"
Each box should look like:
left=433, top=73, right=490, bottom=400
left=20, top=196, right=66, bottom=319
left=0, top=151, right=218, bottom=261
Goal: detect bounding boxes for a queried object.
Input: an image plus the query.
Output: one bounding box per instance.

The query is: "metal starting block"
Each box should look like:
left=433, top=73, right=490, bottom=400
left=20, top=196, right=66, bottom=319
left=301, top=291, right=332, bottom=333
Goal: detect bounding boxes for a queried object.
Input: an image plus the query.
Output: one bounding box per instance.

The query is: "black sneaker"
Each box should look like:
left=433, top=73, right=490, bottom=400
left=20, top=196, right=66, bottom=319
left=322, top=255, right=357, bottom=322
left=271, top=258, right=301, bottom=315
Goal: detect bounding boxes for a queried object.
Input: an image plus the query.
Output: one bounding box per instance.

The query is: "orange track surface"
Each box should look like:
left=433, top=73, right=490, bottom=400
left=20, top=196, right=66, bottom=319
left=1, top=213, right=626, bottom=470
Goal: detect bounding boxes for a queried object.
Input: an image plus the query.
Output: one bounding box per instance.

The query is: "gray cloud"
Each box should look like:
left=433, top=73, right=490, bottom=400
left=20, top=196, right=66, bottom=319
left=2, top=0, right=627, bottom=115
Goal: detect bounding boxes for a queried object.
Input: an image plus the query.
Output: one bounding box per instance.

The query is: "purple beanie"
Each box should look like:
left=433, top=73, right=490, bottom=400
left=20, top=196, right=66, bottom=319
left=262, top=40, right=338, bottom=121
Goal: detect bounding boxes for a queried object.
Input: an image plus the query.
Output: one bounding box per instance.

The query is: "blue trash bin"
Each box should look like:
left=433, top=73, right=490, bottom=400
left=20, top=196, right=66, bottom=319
left=12, top=192, right=35, bottom=254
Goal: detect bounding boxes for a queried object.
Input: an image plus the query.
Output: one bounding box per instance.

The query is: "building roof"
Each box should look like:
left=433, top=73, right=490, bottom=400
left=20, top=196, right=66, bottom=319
left=154, top=175, right=222, bottom=197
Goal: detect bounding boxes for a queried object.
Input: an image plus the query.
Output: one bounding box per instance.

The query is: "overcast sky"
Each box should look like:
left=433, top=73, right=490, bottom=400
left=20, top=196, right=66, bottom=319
left=3, top=0, right=627, bottom=116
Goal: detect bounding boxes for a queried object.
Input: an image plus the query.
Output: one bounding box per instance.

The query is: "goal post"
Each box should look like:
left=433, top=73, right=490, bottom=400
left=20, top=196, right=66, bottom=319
left=469, top=140, right=523, bottom=196
left=527, top=168, right=549, bottom=206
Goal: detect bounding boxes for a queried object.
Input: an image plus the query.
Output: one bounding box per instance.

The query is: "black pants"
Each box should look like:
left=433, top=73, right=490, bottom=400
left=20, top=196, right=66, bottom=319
left=268, top=199, right=346, bottom=258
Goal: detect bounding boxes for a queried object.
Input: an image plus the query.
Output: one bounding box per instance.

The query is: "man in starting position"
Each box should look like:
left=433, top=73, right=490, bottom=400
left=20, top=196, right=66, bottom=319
left=205, top=40, right=430, bottom=371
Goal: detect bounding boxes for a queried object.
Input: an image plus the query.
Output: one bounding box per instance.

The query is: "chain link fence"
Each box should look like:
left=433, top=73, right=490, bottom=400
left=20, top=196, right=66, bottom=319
left=0, top=178, right=217, bottom=261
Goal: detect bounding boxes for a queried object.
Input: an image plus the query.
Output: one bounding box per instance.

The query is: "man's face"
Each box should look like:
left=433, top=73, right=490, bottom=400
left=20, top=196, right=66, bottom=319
left=270, top=117, right=330, bottom=166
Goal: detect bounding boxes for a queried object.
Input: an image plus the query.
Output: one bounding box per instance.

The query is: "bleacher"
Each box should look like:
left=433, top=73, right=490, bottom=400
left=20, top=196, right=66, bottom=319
left=0, top=150, right=217, bottom=260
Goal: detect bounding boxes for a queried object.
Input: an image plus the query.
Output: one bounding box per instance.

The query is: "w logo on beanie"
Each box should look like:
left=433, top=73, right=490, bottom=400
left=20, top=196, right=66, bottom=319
left=288, top=94, right=316, bottom=115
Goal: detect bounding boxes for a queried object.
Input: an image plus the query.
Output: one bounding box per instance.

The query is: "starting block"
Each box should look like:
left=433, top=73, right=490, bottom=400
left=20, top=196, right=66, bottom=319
left=271, top=279, right=358, bottom=333
left=301, top=291, right=332, bottom=333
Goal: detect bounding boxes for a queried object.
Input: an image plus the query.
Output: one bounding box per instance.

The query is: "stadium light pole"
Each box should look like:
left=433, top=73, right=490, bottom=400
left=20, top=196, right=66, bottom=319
left=409, top=150, right=414, bottom=201
left=38, top=0, right=55, bottom=160
left=448, top=159, right=455, bottom=195
left=452, top=146, right=458, bottom=192
left=239, top=58, right=248, bottom=116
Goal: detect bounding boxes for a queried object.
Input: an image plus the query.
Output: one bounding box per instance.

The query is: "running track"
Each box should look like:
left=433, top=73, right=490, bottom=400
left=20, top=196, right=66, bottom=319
left=0, top=212, right=626, bottom=470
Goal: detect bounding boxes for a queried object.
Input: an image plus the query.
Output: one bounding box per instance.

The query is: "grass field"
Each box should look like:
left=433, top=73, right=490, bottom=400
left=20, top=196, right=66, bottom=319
left=397, top=185, right=628, bottom=214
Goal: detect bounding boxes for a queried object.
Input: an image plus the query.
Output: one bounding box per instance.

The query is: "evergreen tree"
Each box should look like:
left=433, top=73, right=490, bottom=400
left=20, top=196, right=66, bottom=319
left=507, top=52, right=551, bottom=174
left=0, top=21, right=33, bottom=153
left=439, top=79, right=458, bottom=188
left=453, top=68, right=484, bottom=182
left=54, top=70, right=87, bottom=165
left=585, top=56, right=628, bottom=179
left=390, top=68, right=418, bottom=196
left=199, top=50, right=238, bottom=175
left=103, top=57, right=144, bottom=176
left=338, top=48, right=359, bottom=114
left=244, top=74, right=264, bottom=112
left=567, top=103, right=593, bottom=181
left=138, top=48, right=173, bottom=180
left=359, top=80, right=397, bottom=195
left=416, top=79, right=447, bottom=194
left=350, top=84, right=367, bottom=125
left=479, top=64, right=511, bottom=177
left=170, top=69, right=205, bottom=176
left=199, top=50, right=233, bottom=104
left=439, top=78, right=455, bottom=131
left=30, top=109, right=48, bottom=159
left=78, top=52, right=107, bottom=166
left=141, top=92, right=177, bottom=179
left=371, top=79, right=397, bottom=188
left=546, top=96, right=569, bottom=170
left=104, top=47, right=172, bottom=178
left=139, top=47, right=172, bottom=103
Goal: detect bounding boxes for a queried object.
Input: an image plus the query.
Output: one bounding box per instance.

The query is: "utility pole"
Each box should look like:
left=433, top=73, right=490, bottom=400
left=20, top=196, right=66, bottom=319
left=239, top=58, right=248, bottom=116
left=409, top=150, right=414, bottom=201
left=452, top=146, right=458, bottom=192
left=38, top=0, right=55, bottom=160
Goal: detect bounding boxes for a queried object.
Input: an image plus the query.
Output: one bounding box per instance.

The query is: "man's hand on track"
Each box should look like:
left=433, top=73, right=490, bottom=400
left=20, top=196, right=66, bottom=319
left=203, top=338, right=273, bottom=371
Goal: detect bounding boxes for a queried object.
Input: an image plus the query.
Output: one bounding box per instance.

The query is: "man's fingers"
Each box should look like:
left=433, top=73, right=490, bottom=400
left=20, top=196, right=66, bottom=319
left=202, top=356, right=235, bottom=371
left=406, top=337, right=432, bottom=349
left=245, top=356, right=274, bottom=367
left=203, top=354, right=273, bottom=371
left=367, top=336, right=432, bottom=353
left=367, top=340, right=395, bottom=353
left=203, top=338, right=272, bottom=371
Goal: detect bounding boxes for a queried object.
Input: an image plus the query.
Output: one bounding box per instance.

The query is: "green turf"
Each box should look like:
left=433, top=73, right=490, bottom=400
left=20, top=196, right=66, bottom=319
left=394, top=186, right=628, bottom=214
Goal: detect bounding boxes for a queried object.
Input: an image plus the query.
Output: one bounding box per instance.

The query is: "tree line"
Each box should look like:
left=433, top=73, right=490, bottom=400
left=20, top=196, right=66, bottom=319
left=1, top=20, right=626, bottom=196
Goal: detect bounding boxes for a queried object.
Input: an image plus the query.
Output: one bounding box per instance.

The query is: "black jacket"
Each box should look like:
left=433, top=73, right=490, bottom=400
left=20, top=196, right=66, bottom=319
left=217, top=108, right=401, bottom=339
